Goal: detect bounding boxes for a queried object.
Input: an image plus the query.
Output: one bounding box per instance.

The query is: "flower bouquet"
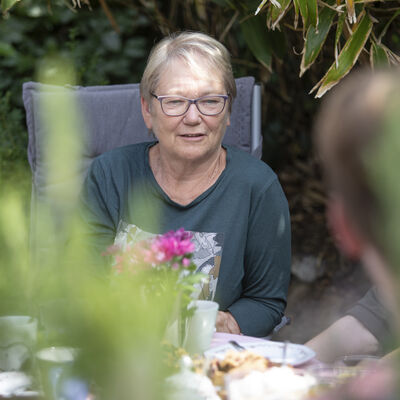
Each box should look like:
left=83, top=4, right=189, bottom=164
left=104, top=228, right=206, bottom=347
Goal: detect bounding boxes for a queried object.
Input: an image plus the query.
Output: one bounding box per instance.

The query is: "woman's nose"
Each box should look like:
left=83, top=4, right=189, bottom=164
left=183, top=103, right=201, bottom=123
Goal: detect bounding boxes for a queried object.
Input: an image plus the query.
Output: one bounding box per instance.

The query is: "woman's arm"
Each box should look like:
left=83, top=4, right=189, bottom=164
left=227, top=179, right=291, bottom=337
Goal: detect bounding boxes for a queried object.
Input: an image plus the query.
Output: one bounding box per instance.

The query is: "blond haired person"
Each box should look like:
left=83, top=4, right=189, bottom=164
left=80, top=32, right=291, bottom=337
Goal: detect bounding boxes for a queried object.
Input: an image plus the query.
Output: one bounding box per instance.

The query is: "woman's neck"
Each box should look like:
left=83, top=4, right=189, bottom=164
left=149, top=144, right=226, bottom=205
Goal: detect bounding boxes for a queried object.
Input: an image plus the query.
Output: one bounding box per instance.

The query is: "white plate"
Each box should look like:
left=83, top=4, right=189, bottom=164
left=0, top=371, right=33, bottom=397
left=204, top=340, right=316, bottom=366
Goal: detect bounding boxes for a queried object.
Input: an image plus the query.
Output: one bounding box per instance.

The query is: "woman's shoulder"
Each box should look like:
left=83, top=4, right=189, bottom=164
left=93, top=141, right=153, bottom=168
left=226, top=145, right=277, bottom=186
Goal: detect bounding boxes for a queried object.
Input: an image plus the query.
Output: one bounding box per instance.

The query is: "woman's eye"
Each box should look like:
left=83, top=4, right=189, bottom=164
left=202, top=99, right=219, bottom=105
left=165, top=99, right=185, bottom=106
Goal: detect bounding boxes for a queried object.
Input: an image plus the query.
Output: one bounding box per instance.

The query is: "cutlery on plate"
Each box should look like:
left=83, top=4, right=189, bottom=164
left=229, top=340, right=246, bottom=351
left=282, top=340, right=289, bottom=366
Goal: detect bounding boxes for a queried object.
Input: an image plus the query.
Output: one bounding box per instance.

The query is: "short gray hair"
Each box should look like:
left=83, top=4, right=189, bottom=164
left=140, top=31, right=236, bottom=109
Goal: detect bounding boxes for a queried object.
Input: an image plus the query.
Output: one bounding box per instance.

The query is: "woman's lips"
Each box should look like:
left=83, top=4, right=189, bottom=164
left=179, top=133, right=206, bottom=140
left=180, top=133, right=205, bottom=137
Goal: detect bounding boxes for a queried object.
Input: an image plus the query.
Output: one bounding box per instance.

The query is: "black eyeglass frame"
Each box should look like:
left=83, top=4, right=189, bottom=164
left=150, top=93, right=230, bottom=116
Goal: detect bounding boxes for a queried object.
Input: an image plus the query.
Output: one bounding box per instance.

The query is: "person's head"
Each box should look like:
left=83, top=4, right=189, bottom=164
left=315, top=69, right=400, bottom=254
left=140, top=32, right=235, bottom=162
left=140, top=31, right=236, bottom=106
left=314, top=68, right=400, bottom=314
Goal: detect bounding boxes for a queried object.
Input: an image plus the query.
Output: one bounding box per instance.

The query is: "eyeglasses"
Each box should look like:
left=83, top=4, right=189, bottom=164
left=151, top=93, right=229, bottom=116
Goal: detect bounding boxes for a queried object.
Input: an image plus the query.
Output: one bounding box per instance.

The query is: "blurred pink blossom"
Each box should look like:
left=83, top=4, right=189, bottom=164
left=106, top=228, right=196, bottom=274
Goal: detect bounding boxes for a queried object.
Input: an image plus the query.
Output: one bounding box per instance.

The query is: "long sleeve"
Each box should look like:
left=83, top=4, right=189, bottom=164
left=227, top=179, right=291, bottom=337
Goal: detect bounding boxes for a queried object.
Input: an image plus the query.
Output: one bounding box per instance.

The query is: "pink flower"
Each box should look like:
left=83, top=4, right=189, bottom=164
left=101, top=244, right=122, bottom=257
left=182, top=257, right=191, bottom=267
left=105, top=228, right=195, bottom=274
left=171, top=263, right=180, bottom=270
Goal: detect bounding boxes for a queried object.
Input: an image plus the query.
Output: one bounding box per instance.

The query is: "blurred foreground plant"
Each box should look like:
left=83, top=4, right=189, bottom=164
left=0, top=55, right=193, bottom=399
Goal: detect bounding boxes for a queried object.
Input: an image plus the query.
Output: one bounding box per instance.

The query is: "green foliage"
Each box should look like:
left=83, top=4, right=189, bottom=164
left=255, top=0, right=400, bottom=95
left=0, top=91, right=28, bottom=183
left=0, top=0, right=155, bottom=183
left=1, top=0, right=20, bottom=15
left=311, top=11, right=374, bottom=97
left=0, top=73, right=178, bottom=397
left=240, top=14, right=274, bottom=70
left=300, top=2, right=337, bottom=77
left=108, top=0, right=400, bottom=96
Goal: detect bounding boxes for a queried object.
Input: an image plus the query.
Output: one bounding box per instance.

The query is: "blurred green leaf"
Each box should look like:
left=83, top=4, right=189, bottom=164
left=311, top=12, right=373, bottom=98
left=294, top=0, right=308, bottom=31
left=0, top=42, right=16, bottom=57
left=378, top=9, right=400, bottom=44
left=240, top=14, right=273, bottom=70
left=306, top=0, right=318, bottom=27
left=293, top=0, right=318, bottom=31
left=370, top=41, right=390, bottom=69
left=267, top=0, right=291, bottom=30
left=292, top=0, right=299, bottom=28
left=334, top=12, right=346, bottom=67
left=255, top=0, right=268, bottom=15
left=1, top=0, right=20, bottom=14
left=211, top=0, right=233, bottom=6
left=300, top=2, right=336, bottom=76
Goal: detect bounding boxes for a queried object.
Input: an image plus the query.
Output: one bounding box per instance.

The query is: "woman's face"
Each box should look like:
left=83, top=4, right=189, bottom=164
left=141, top=56, right=230, bottom=163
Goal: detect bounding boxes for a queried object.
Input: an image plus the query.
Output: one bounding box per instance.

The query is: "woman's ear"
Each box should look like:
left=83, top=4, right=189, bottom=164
left=327, top=196, right=364, bottom=260
left=141, top=96, right=153, bottom=130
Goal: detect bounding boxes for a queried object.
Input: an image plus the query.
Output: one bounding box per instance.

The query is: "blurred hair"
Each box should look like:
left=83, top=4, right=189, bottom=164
left=140, top=31, right=236, bottom=110
left=314, top=68, right=400, bottom=251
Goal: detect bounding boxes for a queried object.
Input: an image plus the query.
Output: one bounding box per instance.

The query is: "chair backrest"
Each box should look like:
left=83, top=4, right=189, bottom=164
left=23, top=76, right=261, bottom=185
left=23, top=77, right=262, bottom=244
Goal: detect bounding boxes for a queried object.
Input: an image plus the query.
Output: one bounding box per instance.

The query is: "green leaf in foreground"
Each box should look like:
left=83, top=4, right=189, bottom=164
left=306, top=0, right=318, bottom=28
left=334, top=12, right=346, bottom=67
left=1, top=0, right=20, bottom=15
left=267, top=0, right=291, bottom=30
left=240, top=15, right=273, bottom=71
left=300, top=3, right=336, bottom=76
left=294, top=0, right=309, bottom=31
left=311, top=12, right=373, bottom=98
left=370, top=41, right=390, bottom=69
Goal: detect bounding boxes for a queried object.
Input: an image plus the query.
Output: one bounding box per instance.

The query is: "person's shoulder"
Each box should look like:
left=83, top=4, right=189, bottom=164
left=226, top=145, right=277, bottom=187
left=93, top=141, right=153, bottom=168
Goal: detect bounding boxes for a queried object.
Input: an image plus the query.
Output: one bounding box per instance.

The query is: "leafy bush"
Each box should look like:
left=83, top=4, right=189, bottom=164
left=0, top=91, right=28, bottom=183
left=0, top=0, right=156, bottom=182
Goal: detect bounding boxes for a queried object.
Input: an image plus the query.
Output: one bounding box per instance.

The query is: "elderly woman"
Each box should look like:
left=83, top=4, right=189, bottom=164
left=80, top=32, right=291, bottom=337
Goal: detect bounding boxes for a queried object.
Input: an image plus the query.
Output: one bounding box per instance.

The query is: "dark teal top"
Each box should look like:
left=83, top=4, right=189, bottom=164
left=80, top=141, right=291, bottom=337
